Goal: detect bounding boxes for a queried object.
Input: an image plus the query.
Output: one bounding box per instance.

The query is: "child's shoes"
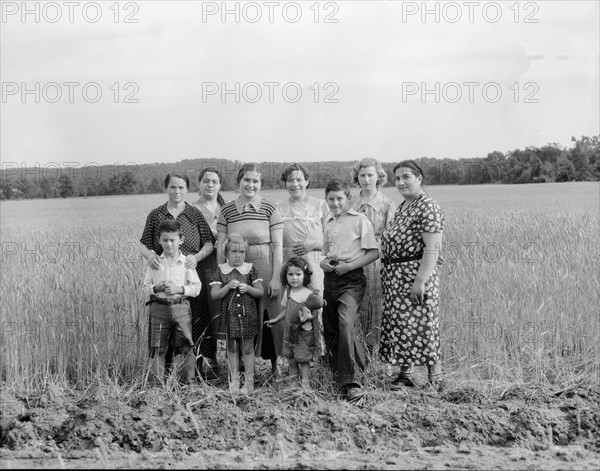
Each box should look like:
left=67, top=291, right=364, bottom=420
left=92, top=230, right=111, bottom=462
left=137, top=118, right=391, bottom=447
left=229, top=375, right=240, bottom=393
left=241, top=373, right=254, bottom=394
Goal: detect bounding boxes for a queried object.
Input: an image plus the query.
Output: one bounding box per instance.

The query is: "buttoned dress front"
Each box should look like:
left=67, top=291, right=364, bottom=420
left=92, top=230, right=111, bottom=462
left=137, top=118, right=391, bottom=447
left=210, top=262, right=261, bottom=340
left=217, top=197, right=284, bottom=358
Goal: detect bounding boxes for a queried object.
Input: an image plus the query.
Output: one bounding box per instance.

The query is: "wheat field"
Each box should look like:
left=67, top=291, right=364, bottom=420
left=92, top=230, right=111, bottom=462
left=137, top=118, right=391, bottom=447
left=1, top=182, right=598, bottom=391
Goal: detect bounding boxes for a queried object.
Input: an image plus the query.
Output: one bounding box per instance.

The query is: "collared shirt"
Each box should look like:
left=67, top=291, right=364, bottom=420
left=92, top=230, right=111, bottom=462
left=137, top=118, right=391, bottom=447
left=235, top=197, right=262, bottom=214
left=276, top=196, right=329, bottom=261
left=140, top=202, right=214, bottom=256
left=322, top=208, right=378, bottom=263
left=194, top=201, right=222, bottom=238
left=349, top=191, right=397, bottom=239
left=217, top=196, right=283, bottom=246
left=143, top=251, right=202, bottom=300
left=210, top=262, right=263, bottom=283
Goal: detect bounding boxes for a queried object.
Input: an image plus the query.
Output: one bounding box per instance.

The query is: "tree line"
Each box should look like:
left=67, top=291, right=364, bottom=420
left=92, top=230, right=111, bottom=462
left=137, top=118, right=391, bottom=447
left=1, top=135, right=598, bottom=200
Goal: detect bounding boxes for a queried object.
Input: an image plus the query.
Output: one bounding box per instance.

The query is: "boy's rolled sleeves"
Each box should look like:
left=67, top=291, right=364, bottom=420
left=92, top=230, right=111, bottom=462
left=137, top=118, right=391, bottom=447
left=142, top=253, right=202, bottom=299
left=322, top=209, right=378, bottom=263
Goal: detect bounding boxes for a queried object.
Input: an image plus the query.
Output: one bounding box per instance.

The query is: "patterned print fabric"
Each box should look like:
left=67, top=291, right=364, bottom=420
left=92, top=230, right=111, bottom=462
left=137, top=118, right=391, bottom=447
left=379, top=192, right=445, bottom=366
left=210, top=266, right=260, bottom=339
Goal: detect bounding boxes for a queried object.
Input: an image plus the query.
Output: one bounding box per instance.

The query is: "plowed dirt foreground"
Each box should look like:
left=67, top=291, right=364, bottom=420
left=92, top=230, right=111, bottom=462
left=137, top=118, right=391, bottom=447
left=2, top=379, right=599, bottom=469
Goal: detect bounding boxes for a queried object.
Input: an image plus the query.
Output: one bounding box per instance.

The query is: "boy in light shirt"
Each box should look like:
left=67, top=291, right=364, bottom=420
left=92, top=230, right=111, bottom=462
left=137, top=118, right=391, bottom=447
left=143, top=219, right=201, bottom=385
left=320, top=178, right=379, bottom=401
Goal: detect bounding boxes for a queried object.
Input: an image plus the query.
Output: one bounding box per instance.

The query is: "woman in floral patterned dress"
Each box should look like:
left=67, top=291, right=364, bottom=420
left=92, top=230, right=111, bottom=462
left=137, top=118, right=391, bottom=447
left=379, top=160, right=445, bottom=388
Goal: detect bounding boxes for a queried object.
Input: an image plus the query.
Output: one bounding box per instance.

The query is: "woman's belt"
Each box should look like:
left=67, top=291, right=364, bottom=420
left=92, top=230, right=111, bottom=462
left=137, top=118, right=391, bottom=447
left=246, top=243, right=270, bottom=260
left=381, top=253, right=423, bottom=265
left=382, top=252, right=445, bottom=266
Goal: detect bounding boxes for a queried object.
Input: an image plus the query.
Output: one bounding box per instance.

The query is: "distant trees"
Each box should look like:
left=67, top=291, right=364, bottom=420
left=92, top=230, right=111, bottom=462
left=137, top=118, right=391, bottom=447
left=108, top=172, right=137, bottom=195
left=58, top=175, right=74, bottom=198
left=1, top=136, right=598, bottom=200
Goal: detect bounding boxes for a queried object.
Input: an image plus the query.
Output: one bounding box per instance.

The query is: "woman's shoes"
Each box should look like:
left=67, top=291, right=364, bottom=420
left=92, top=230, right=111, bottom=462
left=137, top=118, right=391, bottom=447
left=390, top=373, right=417, bottom=389
left=269, top=364, right=282, bottom=382
left=428, top=373, right=445, bottom=391
left=204, top=358, right=220, bottom=380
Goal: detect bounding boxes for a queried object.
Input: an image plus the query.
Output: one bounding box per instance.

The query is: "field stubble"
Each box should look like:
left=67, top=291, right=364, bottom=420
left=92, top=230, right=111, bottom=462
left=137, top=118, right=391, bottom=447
left=1, top=182, right=599, bottom=468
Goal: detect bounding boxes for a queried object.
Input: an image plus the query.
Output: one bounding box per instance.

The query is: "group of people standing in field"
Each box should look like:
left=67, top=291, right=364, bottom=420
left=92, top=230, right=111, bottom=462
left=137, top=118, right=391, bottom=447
left=139, top=158, right=445, bottom=400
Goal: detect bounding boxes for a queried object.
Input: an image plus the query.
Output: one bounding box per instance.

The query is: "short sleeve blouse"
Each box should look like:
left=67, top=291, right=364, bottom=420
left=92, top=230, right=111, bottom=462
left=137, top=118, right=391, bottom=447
left=217, top=196, right=283, bottom=245
left=140, top=202, right=214, bottom=255
left=381, top=192, right=444, bottom=261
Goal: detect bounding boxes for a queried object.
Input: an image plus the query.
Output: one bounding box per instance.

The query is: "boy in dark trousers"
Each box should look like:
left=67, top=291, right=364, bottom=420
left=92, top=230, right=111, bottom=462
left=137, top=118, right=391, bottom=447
left=320, top=178, right=379, bottom=401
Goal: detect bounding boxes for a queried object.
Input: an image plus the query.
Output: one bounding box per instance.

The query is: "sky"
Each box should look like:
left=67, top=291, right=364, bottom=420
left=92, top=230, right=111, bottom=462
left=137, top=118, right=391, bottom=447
left=1, top=0, right=599, bottom=170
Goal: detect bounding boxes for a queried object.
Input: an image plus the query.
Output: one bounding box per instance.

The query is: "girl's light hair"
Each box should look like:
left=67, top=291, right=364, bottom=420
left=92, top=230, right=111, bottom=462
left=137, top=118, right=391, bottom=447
left=351, top=158, right=388, bottom=189
left=223, top=233, right=248, bottom=256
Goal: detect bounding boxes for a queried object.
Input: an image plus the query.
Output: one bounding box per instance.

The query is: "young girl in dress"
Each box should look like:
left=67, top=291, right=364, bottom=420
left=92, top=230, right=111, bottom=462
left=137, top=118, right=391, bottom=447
left=267, top=257, right=325, bottom=390
left=210, top=234, right=264, bottom=393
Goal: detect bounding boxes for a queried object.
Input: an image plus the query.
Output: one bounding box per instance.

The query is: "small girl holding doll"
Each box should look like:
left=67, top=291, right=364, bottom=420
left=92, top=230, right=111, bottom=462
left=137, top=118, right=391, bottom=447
left=267, top=257, right=325, bottom=390
left=210, top=234, right=264, bottom=393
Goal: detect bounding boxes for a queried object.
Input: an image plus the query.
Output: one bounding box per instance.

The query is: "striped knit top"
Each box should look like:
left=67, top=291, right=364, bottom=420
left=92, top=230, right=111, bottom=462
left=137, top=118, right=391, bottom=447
left=217, top=196, right=284, bottom=246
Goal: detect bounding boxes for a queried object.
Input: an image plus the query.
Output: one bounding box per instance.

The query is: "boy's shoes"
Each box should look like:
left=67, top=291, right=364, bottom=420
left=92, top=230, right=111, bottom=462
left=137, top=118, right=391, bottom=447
left=240, top=381, right=254, bottom=395
left=344, top=384, right=365, bottom=402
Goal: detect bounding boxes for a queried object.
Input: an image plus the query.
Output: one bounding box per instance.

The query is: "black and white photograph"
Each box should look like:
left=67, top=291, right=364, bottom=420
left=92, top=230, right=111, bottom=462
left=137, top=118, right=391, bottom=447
left=1, top=1, right=599, bottom=468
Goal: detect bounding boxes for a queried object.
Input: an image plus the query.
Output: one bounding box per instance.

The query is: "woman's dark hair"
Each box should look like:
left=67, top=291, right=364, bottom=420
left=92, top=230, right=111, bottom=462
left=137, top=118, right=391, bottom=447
left=324, top=178, right=351, bottom=197
left=393, top=160, right=425, bottom=184
left=199, top=166, right=226, bottom=207
left=236, top=163, right=265, bottom=186
left=280, top=257, right=312, bottom=288
left=281, top=163, right=310, bottom=187
left=164, top=172, right=190, bottom=189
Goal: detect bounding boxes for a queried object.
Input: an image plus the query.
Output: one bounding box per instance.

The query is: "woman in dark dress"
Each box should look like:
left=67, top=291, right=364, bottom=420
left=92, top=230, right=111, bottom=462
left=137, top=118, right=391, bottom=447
left=140, top=172, right=215, bottom=378
left=193, top=166, right=227, bottom=377
left=379, top=161, right=445, bottom=389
